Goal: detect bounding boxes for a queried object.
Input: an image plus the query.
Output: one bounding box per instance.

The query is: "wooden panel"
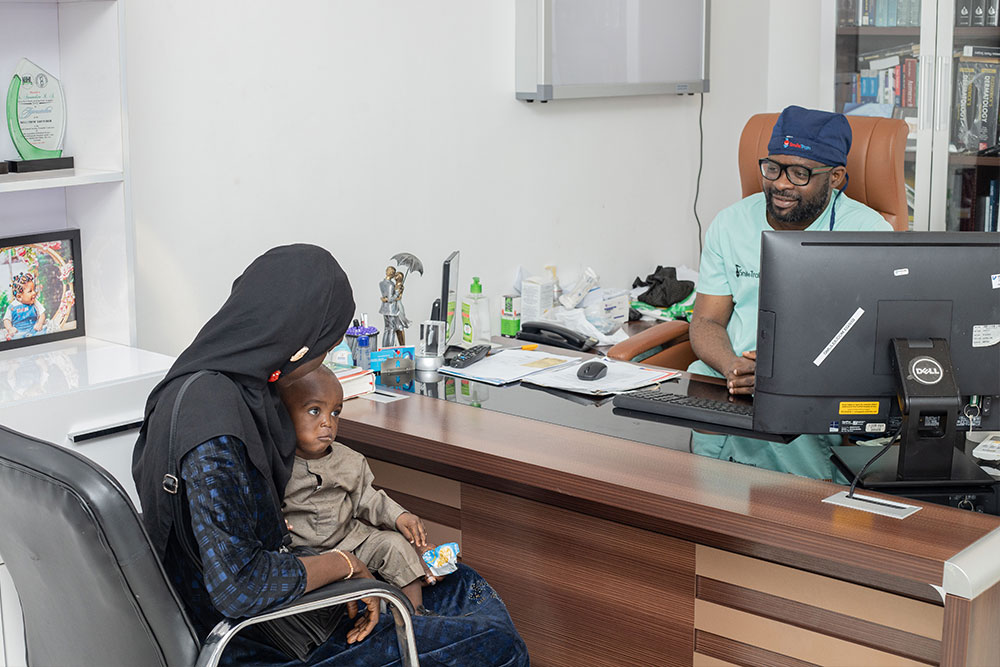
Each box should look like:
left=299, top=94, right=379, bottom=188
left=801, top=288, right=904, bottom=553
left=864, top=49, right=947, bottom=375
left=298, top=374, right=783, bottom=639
left=697, top=578, right=939, bottom=664
left=421, top=518, right=460, bottom=550
left=696, top=546, right=942, bottom=639
left=695, top=600, right=929, bottom=666
left=461, top=484, right=695, bottom=667
left=377, top=488, right=461, bottom=530
left=339, top=388, right=1000, bottom=595
left=941, top=581, right=1000, bottom=667
left=368, top=457, right=461, bottom=508
left=693, top=653, right=740, bottom=667
left=695, top=631, right=818, bottom=667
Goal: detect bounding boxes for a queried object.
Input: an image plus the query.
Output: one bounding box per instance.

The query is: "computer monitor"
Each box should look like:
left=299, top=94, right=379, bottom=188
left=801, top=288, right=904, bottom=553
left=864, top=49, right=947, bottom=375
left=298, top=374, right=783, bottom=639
left=440, top=251, right=459, bottom=345
left=755, top=231, right=1000, bottom=484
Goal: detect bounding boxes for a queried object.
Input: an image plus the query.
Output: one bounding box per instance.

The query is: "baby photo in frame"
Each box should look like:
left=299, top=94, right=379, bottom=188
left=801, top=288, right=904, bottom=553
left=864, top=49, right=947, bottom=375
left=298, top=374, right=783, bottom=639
left=0, top=229, right=85, bottom=352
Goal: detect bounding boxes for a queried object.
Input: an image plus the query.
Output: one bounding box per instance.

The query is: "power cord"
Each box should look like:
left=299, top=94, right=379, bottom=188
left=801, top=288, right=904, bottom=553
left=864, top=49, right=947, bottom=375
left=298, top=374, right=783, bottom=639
left=846, top=431, right=901, bottom=499
left=693, top=92, right=705, bottom=258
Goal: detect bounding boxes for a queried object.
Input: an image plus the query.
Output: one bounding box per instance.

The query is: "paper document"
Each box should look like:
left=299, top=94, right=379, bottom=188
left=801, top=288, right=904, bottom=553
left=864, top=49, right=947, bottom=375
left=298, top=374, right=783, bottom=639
left=521, top=358, right=680, bottom=396
left=437, top=349, right=580, bottom=385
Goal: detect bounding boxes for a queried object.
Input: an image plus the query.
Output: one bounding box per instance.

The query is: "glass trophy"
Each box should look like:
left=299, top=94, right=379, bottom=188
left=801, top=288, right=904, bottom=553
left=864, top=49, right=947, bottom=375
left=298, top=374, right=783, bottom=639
left=5, top=58, right=73, bottom=172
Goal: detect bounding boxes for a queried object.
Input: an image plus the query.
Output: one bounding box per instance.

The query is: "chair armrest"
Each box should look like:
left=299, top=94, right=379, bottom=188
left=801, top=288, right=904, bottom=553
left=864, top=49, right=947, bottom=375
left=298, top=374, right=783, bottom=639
left=196, top=579, right=418, bottom=667
left=607, top=320, right=690, bottom=362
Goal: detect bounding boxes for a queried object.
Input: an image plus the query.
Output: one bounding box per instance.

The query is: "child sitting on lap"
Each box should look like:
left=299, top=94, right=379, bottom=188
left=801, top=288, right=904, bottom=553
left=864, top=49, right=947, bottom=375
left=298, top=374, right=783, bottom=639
left=279, top=364, right=439, bottom=612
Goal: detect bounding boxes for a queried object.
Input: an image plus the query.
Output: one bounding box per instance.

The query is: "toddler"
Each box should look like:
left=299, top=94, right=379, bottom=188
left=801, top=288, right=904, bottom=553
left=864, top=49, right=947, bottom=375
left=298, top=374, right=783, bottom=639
left=3, top=273, right=46, bottom=339
left=280, top=364, right=439, bottom=612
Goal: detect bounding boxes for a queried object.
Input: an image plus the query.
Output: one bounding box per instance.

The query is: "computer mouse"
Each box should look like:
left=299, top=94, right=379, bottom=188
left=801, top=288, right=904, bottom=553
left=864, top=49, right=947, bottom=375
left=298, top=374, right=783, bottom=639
left=577, top=360, right=608, bottom=381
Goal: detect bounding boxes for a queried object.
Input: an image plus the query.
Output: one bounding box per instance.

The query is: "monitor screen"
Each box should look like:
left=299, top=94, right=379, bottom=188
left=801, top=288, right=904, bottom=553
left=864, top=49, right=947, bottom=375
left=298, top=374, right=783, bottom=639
left=0, top=229, right=85, bottom=352
left=754, top=231, right=999, bottom=439
left=440, top=251, right=460, bottom=345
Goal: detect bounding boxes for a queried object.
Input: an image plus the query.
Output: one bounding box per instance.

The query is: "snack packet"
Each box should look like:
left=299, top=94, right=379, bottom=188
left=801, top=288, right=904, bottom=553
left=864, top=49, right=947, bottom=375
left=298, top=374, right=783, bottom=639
left=422, top=542, right=461, bottom=577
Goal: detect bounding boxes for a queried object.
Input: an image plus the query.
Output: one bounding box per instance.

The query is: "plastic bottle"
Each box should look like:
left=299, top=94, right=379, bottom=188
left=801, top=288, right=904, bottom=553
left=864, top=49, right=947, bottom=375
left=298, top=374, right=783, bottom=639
left=356, top=335, right=371, bottom=370
left=461, top=277, right=492, bottom=346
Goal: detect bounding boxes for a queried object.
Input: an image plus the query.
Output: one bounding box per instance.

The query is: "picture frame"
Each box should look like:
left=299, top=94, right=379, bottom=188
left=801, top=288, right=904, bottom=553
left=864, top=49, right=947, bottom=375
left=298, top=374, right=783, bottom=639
left=0, top=229, right=85, bottom=352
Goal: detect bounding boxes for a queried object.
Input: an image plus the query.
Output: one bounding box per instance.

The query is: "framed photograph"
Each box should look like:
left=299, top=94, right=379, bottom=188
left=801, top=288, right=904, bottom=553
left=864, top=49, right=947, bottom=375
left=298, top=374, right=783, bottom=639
left=0, top=229, right=84, bottom=352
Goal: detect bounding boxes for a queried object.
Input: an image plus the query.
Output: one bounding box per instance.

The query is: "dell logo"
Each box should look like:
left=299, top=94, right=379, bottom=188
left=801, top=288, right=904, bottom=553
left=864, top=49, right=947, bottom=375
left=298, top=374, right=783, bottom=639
left=910, top=356, right=944, bottom=385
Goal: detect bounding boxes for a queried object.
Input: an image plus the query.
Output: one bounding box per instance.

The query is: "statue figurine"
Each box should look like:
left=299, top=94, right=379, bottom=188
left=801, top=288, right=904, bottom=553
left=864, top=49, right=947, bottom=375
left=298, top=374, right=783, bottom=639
left=380, top=253, right=423, bottom=347
left=379, top=266, right=402, bottom=347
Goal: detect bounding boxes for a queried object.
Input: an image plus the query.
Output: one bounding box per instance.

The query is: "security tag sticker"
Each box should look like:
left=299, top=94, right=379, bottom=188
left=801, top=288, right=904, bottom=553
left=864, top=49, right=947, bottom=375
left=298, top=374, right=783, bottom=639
left=992, top=273, right=1000, bottom=289
left=839, top=401, right=880, bottom=415
left=865, top=422, right=887, bottom=433
left=839, top=419, right=867, bottom=434
left=957, top=414, right=983, bottom=429
left=814, top=307, right=864, bottom=366
left=972, top=324, right=1000, bottom=348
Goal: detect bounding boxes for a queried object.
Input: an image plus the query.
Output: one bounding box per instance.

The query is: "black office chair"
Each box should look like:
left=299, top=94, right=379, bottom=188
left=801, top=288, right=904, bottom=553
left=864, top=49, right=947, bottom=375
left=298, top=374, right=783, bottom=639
left=0, top=425, right=419, bottom=667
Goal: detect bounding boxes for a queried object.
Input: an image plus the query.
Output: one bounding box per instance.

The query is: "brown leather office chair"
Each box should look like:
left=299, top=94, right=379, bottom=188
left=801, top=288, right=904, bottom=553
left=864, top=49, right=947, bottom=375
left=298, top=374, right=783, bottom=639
left=608, top=112, right=910, bottom=370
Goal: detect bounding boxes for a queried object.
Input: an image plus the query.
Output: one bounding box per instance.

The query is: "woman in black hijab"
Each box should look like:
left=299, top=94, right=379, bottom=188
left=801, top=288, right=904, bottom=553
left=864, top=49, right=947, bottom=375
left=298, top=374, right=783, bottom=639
left=133, top=245, right=528, bottom=666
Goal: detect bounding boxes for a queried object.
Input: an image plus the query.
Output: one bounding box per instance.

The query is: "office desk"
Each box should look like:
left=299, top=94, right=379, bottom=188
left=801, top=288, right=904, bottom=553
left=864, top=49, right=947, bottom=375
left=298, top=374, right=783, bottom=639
left=339, top=376, right=1000, bottom=667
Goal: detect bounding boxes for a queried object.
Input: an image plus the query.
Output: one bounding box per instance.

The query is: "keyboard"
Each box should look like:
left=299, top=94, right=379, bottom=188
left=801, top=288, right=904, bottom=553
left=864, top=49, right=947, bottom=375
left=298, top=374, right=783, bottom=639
left=612, top=389, right=754, bottom=430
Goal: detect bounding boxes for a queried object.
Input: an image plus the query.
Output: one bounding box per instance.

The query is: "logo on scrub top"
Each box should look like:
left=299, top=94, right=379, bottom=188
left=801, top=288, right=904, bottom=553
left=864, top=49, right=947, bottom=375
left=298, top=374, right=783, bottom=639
left=909, top=356, right=944, bottom=385
left=782, top=136, right=811, bottom=151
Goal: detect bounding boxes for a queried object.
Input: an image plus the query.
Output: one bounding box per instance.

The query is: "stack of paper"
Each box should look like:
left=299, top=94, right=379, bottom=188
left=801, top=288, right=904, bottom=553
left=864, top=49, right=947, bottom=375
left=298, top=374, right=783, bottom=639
left=521, top=358, right=679, bottom=396
left=437, top=349, right=579, bottom=385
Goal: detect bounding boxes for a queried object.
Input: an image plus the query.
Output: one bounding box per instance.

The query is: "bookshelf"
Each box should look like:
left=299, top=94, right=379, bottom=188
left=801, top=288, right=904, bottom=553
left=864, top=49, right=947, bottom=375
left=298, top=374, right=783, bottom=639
left=0, top=0, right=136, bottom=343
left=835, top=0, right=1000, bottom=232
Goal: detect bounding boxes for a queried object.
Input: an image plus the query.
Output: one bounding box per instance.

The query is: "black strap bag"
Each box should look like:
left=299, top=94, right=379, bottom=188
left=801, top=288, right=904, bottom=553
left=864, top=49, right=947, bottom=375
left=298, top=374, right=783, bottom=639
left=163, top=371, right=346, bottom=662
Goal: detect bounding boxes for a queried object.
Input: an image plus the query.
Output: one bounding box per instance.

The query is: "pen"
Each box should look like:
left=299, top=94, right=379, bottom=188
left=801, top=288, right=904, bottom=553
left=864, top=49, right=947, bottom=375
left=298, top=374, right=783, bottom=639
left=520, top=344, right=538, bottom=351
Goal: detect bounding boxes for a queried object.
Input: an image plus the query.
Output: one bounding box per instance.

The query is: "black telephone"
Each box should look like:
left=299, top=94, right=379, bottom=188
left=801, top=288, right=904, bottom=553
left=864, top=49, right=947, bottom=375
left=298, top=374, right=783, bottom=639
left=516, top=321, right=598, bottom=352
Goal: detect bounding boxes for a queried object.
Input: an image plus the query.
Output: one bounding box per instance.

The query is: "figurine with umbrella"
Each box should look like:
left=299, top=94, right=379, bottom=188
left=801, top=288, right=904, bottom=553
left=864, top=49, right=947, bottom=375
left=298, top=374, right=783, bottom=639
left=379, top=253, right=422, bottom=346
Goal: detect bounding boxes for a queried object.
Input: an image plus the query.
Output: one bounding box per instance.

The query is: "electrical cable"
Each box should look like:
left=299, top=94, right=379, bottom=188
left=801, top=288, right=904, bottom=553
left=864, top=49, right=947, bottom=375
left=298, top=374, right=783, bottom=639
left=693, top=92, right=704, bottom=258
left=846, top=431, right=900, bottom=499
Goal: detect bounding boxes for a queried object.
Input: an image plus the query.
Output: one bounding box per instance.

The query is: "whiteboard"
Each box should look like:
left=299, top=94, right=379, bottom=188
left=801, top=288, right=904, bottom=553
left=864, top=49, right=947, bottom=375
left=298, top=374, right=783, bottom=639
left=516, top=0, right=710, bottom=101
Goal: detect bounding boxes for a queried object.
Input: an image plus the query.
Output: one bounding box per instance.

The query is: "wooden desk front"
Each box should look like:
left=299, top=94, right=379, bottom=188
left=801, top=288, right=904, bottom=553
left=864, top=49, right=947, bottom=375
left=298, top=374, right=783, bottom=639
left=339, top=383, right=1000, bottom=666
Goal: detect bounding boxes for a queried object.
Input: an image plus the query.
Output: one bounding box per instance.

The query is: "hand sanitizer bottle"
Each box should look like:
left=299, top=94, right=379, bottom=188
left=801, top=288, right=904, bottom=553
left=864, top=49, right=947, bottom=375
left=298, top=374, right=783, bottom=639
left=461, top=277, right=492, bottom=346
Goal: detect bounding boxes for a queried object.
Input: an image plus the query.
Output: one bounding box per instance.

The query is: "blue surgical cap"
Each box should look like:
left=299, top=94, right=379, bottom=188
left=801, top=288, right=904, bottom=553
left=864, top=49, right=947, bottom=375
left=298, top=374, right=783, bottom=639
left=767, top=105, right=851, bottom=167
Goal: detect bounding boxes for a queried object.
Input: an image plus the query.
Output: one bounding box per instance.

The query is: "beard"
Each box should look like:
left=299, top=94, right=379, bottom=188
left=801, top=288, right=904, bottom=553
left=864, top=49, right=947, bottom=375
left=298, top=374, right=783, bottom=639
left=764, top=178, right=831, bottom=225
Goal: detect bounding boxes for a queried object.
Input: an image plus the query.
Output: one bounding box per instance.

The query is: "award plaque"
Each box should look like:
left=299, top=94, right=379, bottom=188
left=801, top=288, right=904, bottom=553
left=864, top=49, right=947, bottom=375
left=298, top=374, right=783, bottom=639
left=5, top=58, right=73, bottom=172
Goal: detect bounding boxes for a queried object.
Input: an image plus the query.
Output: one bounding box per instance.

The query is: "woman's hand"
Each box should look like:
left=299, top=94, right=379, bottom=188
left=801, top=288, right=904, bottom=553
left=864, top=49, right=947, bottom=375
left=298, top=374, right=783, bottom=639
left=395, top=512, right=427, bottom=549
left=344, top=553, right=380, bottom=644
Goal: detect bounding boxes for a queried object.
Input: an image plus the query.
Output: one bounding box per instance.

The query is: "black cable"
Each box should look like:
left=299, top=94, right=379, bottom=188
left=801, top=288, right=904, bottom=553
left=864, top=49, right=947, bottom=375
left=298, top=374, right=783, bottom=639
left=846, top=432, right=900, bottom=499
left=693, top=92, right=705, bottom=258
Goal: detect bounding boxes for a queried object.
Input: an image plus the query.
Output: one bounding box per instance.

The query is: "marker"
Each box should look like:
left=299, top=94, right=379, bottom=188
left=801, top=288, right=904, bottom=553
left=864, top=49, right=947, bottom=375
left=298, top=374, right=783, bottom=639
left=520, top=344, right=538, bottom=351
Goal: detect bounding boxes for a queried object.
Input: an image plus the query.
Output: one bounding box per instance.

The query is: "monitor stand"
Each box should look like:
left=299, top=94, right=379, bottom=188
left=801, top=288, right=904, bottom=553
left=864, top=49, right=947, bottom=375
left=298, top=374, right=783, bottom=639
left=831, top=445, right=993, bottom=488
left=833, top=338, right=995, bottom=489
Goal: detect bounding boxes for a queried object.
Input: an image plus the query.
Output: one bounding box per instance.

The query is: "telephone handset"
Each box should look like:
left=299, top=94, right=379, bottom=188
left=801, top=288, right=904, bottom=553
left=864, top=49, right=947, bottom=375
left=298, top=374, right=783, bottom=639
left=516, top=321, right=598, bottom=352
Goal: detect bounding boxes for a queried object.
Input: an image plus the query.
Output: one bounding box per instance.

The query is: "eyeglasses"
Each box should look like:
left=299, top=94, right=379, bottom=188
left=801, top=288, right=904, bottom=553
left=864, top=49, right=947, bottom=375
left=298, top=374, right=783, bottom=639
left=759, top=158, right=834, bottom=186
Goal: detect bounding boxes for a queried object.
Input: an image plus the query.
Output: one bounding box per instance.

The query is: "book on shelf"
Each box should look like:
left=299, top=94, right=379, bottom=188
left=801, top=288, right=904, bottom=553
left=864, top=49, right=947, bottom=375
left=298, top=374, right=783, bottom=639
left=959, top=168, right=979, bottom=231
left=963, top=45, right=1000, bottom=59
left=842, top=0, right=921, bottom=26
left=952, top=57, right=1000, bottom=153
left=987, top=178, right=1000, bottom=232
left=323, top=362, right=375, bottom=399
left=973, top=0, right=987, bottom=25
left=957, top=0, right=973, bottom=26
left=989, top=0, right=999, bottom=26
left=857, top=42, right=919, bottom=68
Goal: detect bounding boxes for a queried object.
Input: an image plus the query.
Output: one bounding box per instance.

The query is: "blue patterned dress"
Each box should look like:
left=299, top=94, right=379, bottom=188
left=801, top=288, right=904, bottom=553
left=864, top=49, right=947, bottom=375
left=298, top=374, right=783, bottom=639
left=167, top=436, right=529, bottom=666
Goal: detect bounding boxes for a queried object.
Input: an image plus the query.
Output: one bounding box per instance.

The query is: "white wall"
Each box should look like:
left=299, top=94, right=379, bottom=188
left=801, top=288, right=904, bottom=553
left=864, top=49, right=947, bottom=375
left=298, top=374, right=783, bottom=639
left=124, top=0, right=828, bottom=356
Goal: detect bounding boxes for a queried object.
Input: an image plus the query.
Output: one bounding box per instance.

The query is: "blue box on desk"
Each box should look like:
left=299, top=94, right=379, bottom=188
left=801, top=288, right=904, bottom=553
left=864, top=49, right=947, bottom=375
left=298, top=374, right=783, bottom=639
left=371, top=346, right=415, bottom=379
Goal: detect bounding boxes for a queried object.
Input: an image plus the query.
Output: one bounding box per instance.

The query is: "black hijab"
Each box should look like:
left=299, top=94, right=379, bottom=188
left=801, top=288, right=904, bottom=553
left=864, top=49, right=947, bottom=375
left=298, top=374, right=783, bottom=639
left=132, top=244, right=355, bottom=559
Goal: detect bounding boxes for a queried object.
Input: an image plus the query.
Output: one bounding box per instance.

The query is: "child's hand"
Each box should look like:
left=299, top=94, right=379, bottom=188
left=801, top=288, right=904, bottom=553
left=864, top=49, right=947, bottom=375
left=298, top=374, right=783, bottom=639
left=395, top=512, right=427, bottom=549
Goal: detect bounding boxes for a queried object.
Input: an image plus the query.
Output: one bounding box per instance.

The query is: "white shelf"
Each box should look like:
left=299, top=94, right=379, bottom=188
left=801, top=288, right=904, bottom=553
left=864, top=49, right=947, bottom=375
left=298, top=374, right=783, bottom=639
left=0, top=168, right=123, bottom=193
